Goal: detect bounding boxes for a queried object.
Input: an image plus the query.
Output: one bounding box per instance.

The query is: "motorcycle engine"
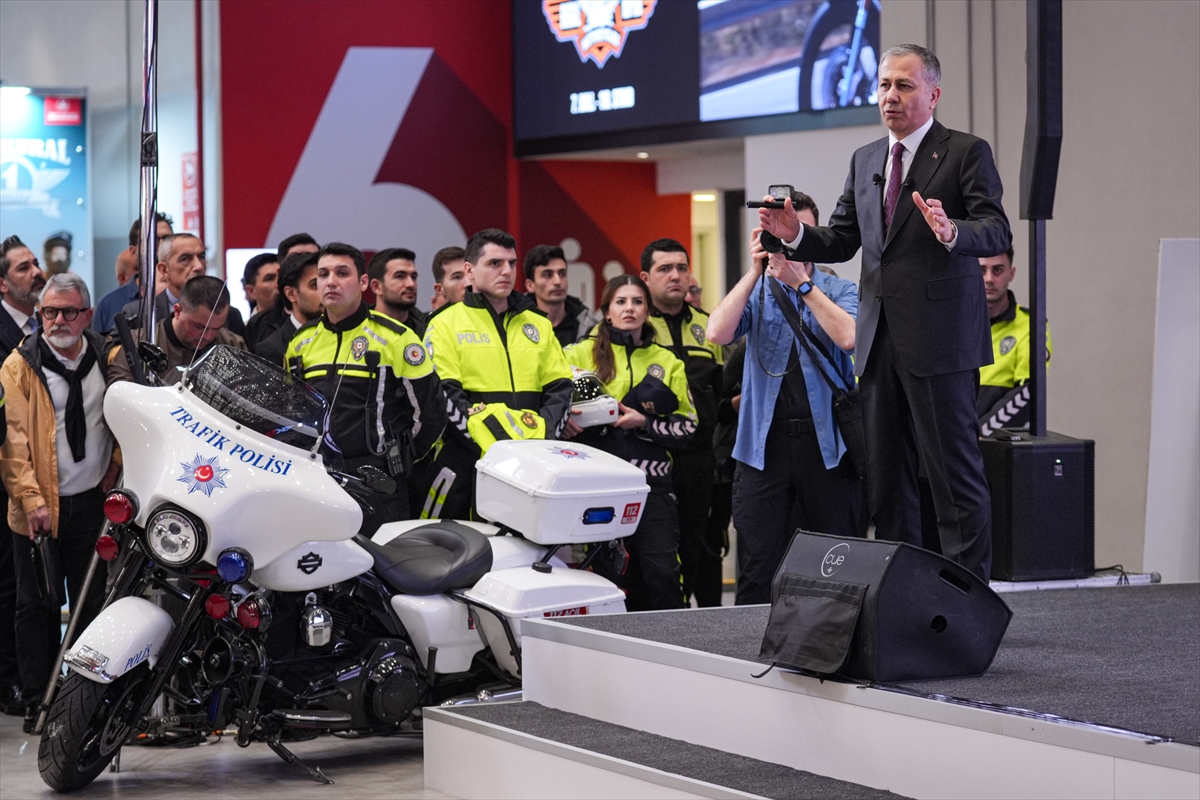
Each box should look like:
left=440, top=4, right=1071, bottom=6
left=363, top=643, right=422, bottom=725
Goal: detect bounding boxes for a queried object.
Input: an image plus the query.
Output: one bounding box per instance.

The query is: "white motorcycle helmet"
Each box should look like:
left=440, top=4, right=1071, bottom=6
left=570, top=367, right=619, bottom=428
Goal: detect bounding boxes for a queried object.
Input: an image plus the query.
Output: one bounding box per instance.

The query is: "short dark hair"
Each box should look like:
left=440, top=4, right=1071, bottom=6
left=178, top=275, right=230, bottom=313
left=367, top=247, right=417, bottom=282
left=320, top=242, right=366, bottom=276
left=128, top=213, right=174, bottom=247
left=1004, top=245, right=1015, bottom=263
left=640, top=238, right=688, bottom=273
left=465, top=229, right=516, bottom=265
left=790, top=191, right=820, bottom=226
left=431, top=246, right=465, bottom=283
left=523, top=244, right=566, bottom=277
left=242, top=252, right=278, bottom=287
left=277, top=251, right=320, bottom=311
left=1, top=235, right=29, bottom=259
left=277, top=232, right=319, bottom=262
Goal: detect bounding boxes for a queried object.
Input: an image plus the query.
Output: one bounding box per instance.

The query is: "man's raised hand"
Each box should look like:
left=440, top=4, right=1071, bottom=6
left=757, top=196, right=801, bottom=243
left=913, top=191, right=955, bottom=243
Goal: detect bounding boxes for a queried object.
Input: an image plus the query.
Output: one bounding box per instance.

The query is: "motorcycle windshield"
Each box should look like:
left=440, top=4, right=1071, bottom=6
left=182, top=346, right=328, bottom=452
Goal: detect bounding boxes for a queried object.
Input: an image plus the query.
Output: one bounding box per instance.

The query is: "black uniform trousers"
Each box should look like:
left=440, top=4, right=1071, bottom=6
left=0, top=487, right=19, bottom=703
left=861, top=313, right=993, bottom=581
left=733, top=418, right=865, bottom=605
left=11, top=488, right=107, bottom=699
left=673, top=448, right=722, bottom=607
left=594, top=486, right=683, bottom=612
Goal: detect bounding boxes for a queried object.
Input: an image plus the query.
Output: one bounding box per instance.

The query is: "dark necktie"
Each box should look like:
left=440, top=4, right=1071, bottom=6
left=38, top=336, right=98, bottom=462
left=884, top=141, right=906, bottom=230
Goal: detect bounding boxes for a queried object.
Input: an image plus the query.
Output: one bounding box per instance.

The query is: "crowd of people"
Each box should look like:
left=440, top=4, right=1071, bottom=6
left=0, top=43, right=1041, bottom=739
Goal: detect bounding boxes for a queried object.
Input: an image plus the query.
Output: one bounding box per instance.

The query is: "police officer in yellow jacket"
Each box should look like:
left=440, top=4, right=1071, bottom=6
left=641, top=238, right=725, bottom=608
left=286, top=242, right=445, bottom=536
left=564, top=275, right=697, bottom=611
left=422, top=229, right=574, bottom=519
left=977, top=247, right=1052, bottom=435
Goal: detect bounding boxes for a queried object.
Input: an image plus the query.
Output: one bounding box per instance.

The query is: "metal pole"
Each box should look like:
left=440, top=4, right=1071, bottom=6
left=139, top=0, right=159, bottom=336
left=1028, top=218, right=1047, bottom=436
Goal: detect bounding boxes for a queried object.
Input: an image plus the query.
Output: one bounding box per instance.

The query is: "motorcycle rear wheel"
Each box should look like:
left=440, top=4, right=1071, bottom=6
left=38, top=667, right=150, bottom=793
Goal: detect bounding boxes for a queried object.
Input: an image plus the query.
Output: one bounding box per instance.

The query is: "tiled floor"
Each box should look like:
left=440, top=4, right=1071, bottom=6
left=0, top=712, right=452, bottom=799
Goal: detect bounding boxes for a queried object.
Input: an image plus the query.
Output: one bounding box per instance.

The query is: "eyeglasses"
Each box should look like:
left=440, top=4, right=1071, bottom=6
left=40, top=306, right=89, bottom=321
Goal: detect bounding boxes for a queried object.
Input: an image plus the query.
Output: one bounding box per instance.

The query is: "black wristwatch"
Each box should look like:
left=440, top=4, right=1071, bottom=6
left=798, top=280, right=814, bottom=296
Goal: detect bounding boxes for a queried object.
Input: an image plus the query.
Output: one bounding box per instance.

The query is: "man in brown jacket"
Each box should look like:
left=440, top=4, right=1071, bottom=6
left=107, top=275, right=246, bottom=386
left=0, top=273, right=120, bottom=731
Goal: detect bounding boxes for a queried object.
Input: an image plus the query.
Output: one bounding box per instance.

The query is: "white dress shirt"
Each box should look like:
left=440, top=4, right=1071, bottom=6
left=44, top=338, right=113, bottom=495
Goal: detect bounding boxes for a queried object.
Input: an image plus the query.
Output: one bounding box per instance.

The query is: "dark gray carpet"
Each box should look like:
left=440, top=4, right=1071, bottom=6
left=560, top=583, right=1200, bottom=743
left=449, top=701, right=908, bottom=799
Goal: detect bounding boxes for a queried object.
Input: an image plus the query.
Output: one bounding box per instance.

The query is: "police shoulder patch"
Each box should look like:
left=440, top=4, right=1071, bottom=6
left=999, top=336, right=1017, bottom=356
left=647, top=363, right=665, bottom=380
left=404, top=342, right=426, bottom=366
left=690, top=323, right=706, bottom=345
left=522, top=322, right=540, bottom=343
left=350, top=336, right=369, bottom=360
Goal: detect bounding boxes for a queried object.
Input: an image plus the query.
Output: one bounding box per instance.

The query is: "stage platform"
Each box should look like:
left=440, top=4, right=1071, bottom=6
left=426, top=583, right=1199, bottom=799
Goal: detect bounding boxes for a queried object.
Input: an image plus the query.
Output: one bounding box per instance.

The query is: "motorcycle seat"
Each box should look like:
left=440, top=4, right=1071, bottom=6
left=356, top=521, right=494, bottom=595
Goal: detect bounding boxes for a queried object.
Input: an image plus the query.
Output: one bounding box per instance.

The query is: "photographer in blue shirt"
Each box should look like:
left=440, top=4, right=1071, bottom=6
left=708, top=191, right=866, bottom=605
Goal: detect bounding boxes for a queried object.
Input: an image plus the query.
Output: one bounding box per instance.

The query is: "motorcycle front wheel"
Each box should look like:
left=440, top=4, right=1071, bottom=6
left=38, top=666, right=151, bottom=793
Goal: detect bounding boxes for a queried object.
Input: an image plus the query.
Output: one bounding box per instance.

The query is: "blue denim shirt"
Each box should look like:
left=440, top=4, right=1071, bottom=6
left=732, top=269, right=859, bottom=471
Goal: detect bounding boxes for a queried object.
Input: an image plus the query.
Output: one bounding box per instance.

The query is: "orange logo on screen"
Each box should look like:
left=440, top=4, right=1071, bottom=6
left=542, top=0, right=657, bottom=68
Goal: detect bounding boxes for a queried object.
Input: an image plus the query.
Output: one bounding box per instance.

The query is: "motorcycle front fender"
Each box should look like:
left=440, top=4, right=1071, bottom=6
left=63, top=596, right=175, bottom=684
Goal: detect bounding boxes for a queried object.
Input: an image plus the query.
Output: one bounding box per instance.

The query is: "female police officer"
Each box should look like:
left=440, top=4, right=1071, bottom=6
left=563, top=275, right=697, bottom=611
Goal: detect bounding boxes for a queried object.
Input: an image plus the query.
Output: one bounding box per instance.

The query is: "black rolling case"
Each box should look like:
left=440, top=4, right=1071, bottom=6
left=980, top=430, right=1095, bottom=581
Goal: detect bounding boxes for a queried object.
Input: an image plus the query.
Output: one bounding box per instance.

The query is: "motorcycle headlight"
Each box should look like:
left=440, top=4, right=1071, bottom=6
left=144, top=507, right=207, bottom=568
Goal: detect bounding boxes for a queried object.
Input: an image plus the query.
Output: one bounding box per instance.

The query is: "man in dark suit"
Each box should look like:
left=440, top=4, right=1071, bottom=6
left=255, top=251, right=322, bottom=366
left=121, top=234, right=245, bottom=338
left=759, top=44, right=1010, bottom=581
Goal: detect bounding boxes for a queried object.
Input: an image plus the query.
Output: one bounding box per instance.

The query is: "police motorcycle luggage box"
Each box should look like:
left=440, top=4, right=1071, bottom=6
left=475, top=440, right=650, bottom=545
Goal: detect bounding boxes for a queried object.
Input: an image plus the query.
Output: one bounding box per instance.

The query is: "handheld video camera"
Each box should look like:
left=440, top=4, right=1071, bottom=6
left=746, top=185, right=795, bottom=254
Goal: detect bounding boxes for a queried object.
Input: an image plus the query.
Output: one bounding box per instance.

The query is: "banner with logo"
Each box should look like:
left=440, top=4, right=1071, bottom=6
left=0, top=91, right=90, bottom=280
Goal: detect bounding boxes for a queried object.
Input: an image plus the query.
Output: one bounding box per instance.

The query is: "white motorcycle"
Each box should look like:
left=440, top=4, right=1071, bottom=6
left=38, top=346, right=646, bottom=791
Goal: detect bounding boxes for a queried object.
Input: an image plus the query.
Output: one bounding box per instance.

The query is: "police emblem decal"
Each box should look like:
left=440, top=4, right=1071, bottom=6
left=404, top=343, right=426, bottom=366
left=549, top=445, right=589, bottom=459
left=523, top=323, right=540, bottom=343
left=647, top=364, right=664, bottom=380
left=178, top=454, right=229, bottom=497
left=690, top=323, right=706, bottom=345
left=521, top=411, right=538, bottom=429
left=999, top=336, right=1017, bottom=356
left=542, top=0, right=657, bottom=68
left=350, top=336, right=369, bottom=360
left=468, top=403, right=487, bottom=416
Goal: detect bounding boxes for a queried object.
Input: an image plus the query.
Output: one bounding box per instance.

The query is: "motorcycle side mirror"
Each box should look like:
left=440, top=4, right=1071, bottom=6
left=356, top=465, right=396, bottom=495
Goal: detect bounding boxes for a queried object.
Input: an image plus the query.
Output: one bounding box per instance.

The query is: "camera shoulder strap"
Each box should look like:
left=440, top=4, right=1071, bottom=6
left=766, top=276, right=851, bottom=397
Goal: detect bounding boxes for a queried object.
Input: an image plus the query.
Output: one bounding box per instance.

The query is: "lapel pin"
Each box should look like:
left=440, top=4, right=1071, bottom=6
left=932, top=152, right=939, bottom=160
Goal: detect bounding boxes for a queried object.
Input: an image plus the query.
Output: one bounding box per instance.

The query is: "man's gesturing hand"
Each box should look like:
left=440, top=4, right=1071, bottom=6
left=913, top=192, right=956, bottom=243
left=757, top=196, right=801, bottom=243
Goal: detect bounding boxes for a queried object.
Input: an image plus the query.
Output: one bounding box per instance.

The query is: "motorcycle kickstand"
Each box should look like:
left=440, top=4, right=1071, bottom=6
left=266, top=736, right=333, bottom=785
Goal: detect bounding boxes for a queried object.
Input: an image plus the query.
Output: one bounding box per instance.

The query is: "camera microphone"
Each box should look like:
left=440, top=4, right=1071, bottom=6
left=872, top=174, right=884, bottom=186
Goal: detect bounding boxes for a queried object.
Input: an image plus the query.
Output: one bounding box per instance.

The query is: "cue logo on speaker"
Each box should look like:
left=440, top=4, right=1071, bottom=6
left=821, top=543, right=851, bottom=577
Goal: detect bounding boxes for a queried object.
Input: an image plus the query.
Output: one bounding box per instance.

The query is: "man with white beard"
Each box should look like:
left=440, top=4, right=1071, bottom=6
left=0, top=273, right=119, bottom=732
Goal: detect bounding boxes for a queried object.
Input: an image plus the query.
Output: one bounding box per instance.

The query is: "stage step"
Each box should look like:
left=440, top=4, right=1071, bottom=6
left=517, top=595, right=1199, bottom=800
left=424, top=701, right=909, bottom=799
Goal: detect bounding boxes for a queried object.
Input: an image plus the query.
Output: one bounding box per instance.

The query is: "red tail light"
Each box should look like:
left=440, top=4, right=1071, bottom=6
left=103, top=491, right=137, bottom=524
left=205, top=594, right=231, bottom=620
left=95, top=534, right=120, bottom=561
left=235, top=597, right=271, bottom=632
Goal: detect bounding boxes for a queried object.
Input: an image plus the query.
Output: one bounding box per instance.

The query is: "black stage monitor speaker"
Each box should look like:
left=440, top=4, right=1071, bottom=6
left=981, top=430, right=1095, bottom=581
left=765, top=532, right=1012, bottom=683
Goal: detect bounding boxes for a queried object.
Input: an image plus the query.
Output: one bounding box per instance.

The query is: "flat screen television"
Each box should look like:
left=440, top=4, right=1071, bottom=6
left=514, top=0, right=882, bottom=156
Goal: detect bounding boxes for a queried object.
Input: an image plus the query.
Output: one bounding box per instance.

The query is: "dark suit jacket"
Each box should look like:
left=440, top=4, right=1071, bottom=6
left=0, top=306, right=26, bottom=360
left=255, top=317, right=298, bottom=367
left=788, top=119, right=1011, bottom=378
